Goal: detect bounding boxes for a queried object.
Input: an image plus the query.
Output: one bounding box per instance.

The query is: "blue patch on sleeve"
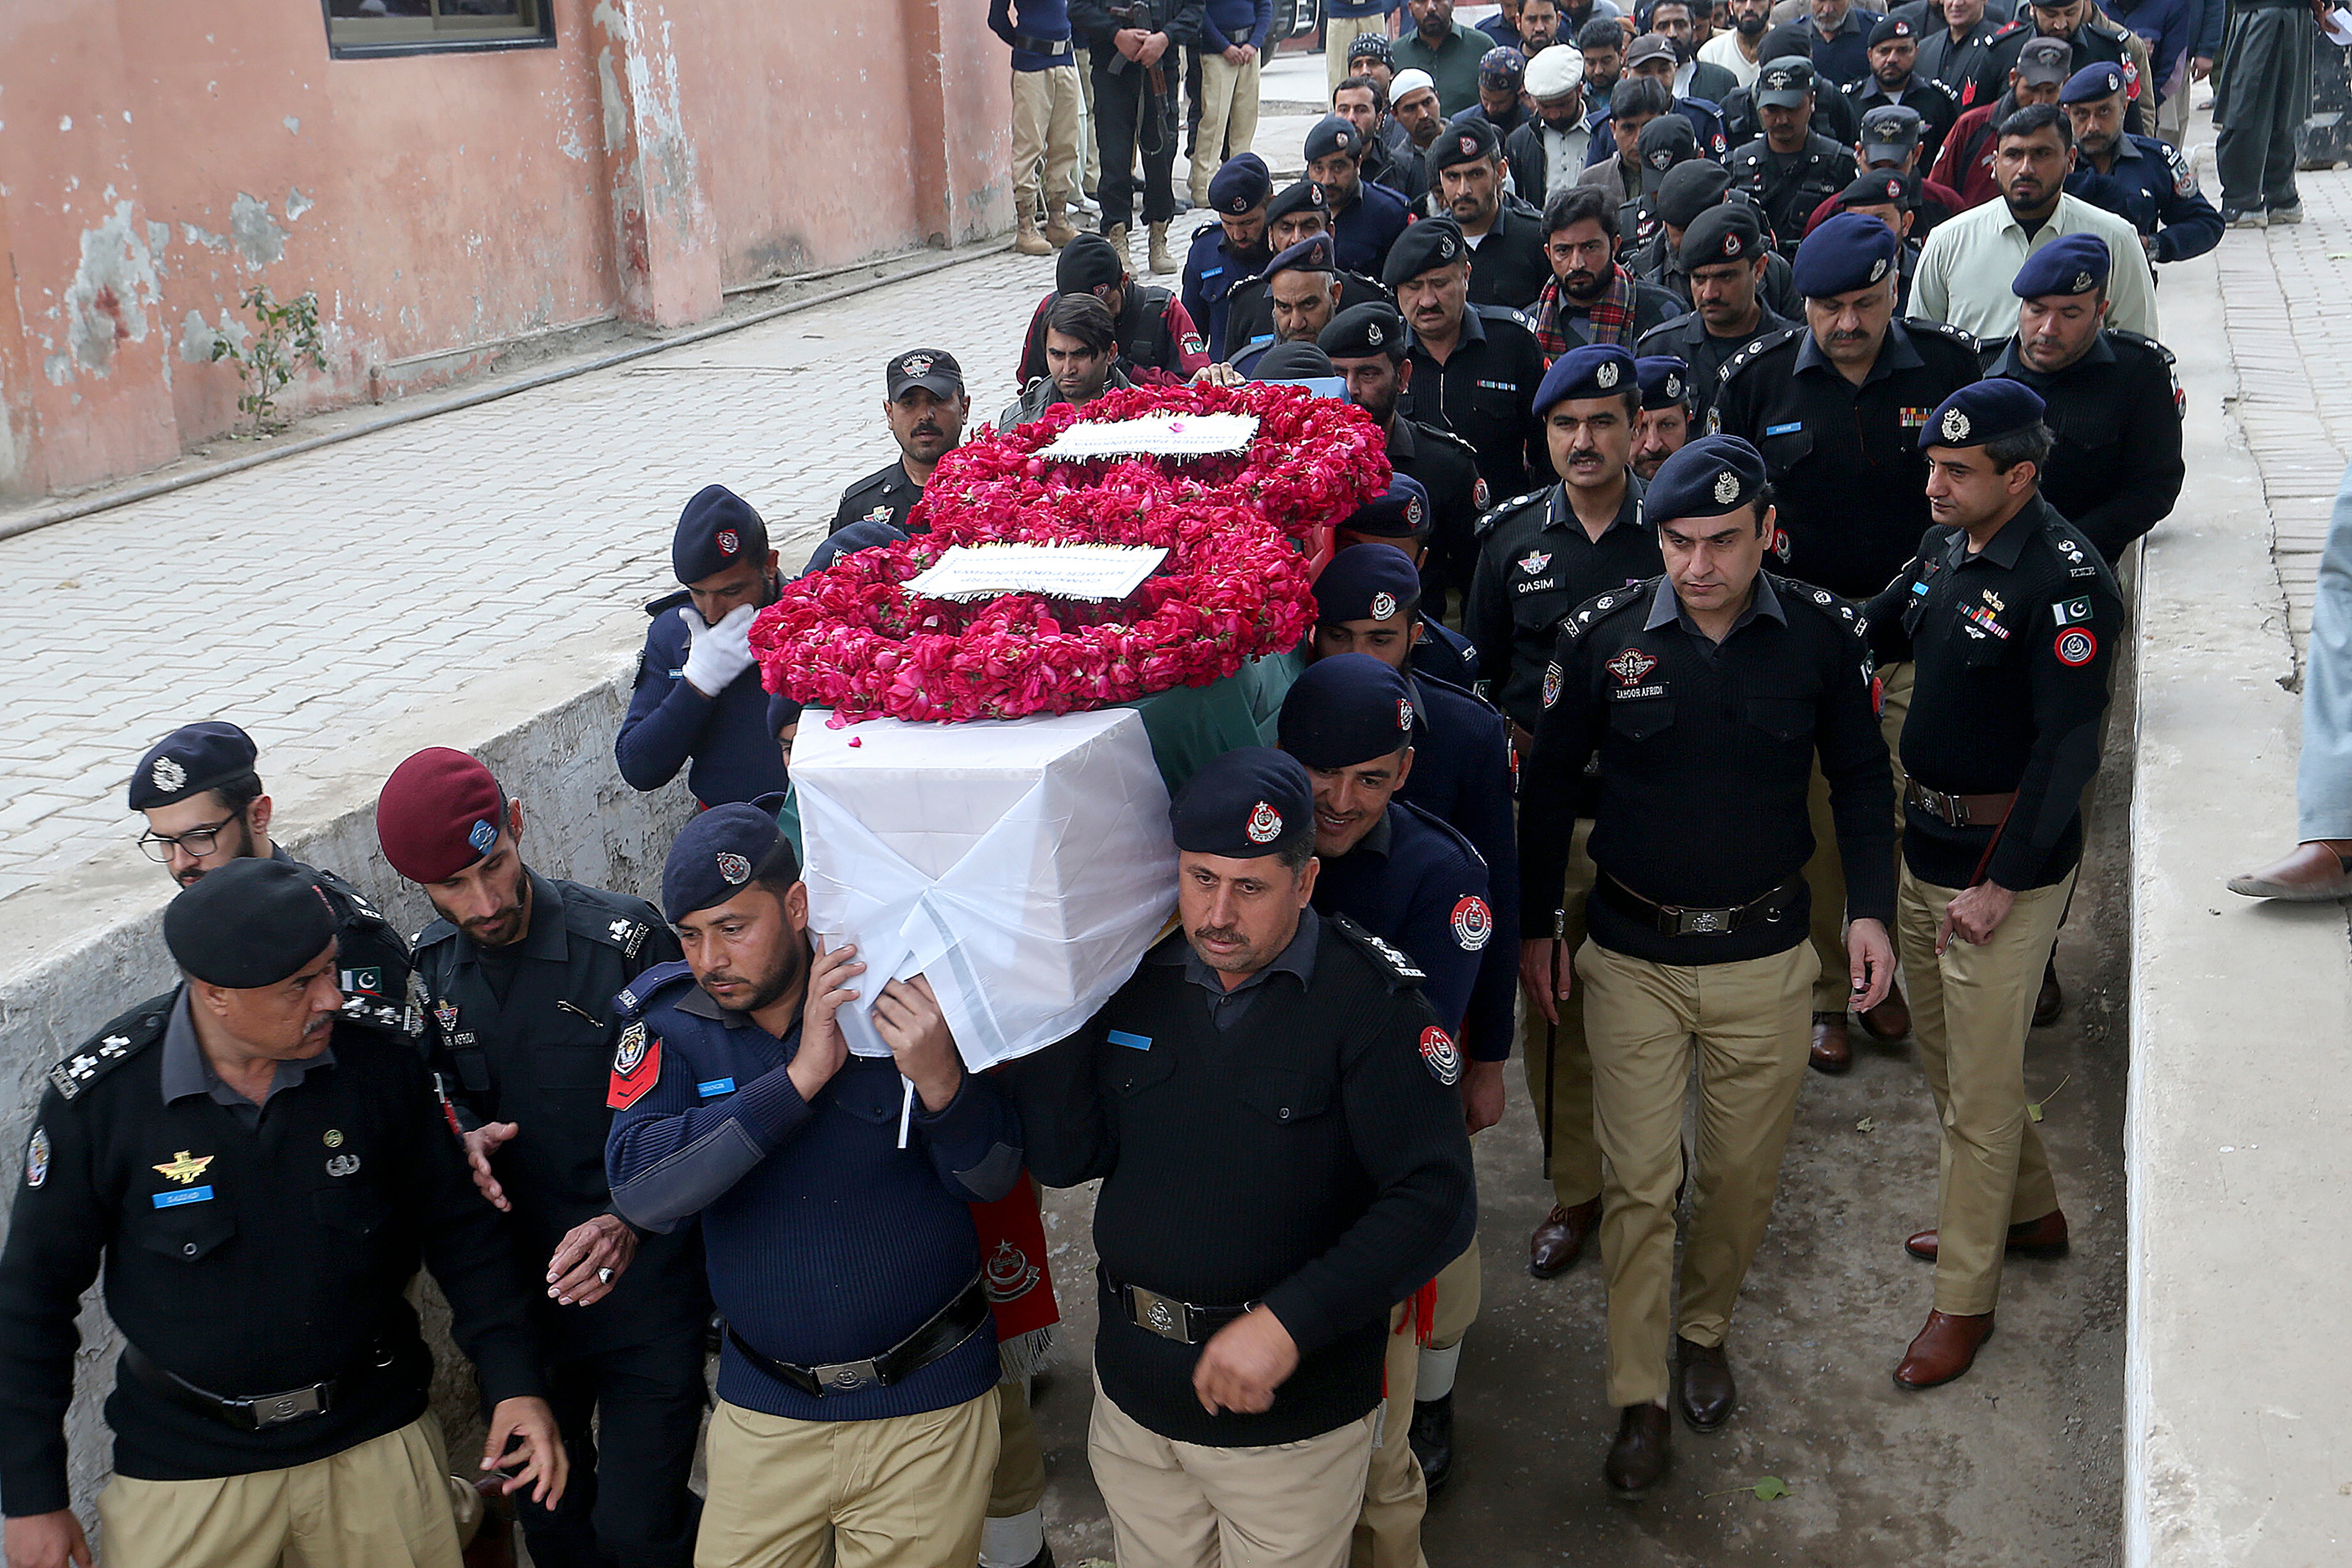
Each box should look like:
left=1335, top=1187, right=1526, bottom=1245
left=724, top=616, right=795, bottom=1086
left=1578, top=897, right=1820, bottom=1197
left=1107, top=1030, right=1152, bottom=1051
left=695, top=1078, right=737, bottom=1098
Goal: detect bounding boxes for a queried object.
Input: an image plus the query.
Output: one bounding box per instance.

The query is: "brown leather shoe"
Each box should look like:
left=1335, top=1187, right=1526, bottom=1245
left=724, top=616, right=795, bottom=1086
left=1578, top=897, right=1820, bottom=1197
left=1894, top=1309, right=1995, bottom=1388
left=1858, top=984, right=1911, bottom=1041
left=1603, top=1403, right=1672, bottom=1496
left=2227, top=841, right=2352, bottom=900
left=1903, top=1209, right=2070, bottom=1262
left=1530, top=1197, right=1602, bottom=1278
left=1808, top=1011, right=1852, bottom=1074
left=1673, top=1337, right=1737, bottom=1432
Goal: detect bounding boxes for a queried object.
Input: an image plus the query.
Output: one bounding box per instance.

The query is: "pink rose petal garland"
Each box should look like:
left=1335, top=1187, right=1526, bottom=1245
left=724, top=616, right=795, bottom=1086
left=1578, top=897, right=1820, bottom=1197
left=749, top=382, right=1390, bottom=724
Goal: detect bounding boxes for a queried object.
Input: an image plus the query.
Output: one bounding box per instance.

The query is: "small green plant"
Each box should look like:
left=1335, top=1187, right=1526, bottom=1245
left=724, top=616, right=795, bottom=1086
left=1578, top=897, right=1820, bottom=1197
left=209, top=284, right=327, bottom=437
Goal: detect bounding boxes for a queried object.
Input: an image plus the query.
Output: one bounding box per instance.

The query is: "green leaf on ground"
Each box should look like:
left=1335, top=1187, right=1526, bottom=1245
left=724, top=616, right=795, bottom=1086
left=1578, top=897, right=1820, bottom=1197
left=1856, top=1116, right=1876, bottom=1133
left=2027, top=1072, right=2072, bottom=1124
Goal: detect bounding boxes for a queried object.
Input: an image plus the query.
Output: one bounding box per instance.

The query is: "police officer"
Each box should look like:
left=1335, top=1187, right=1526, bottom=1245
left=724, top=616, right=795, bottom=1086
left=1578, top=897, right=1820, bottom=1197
left=1428, top=118, right=1555, bottom=310
left=1466, top=345, right=1663, bottom=1280
left=0, top=858, right=565, bottom=1568
left=616, top=485, right=792, bottom=809
left=1016, top=232, right=1211, bottom=386
left=1519, top=435, right=1895, bottom=1494
left=2057, top=63, right=2221, bottom=266
left=1632, top=354, right=1695, bottom=478
left=1229, top=236, right=1347, bottom=379
left=1860, top=380, right=2120, bottom=1389
left=377, top=748, right=708, bottom=1568
left=1628, top=161, right=1805, bottom=321
left=1980, top=233, right=2183, bottom=561
left=1000, top=748, right=1474, bottom=1568
left=1914, top=0, right=2006, bottom=107
left=1322, top=474, right=1486, bottom=689
left=1634, top=203, right=1794, bottom=424
left=1308, top=114, right=1415, bottom=278
left=1321, top=302, right=1492, bottom=622
left=1829, top=170, right=1925, bottom=312
left=1220, top=182, right=1393, bottom=370
left=1729, top=56, right=1860, bottom=255
left=1844, top=16, right=1962, bottom=167
left=1389, top=218, right=1550, bottom=506
left=1182, top=153, right=1276, bottom=360
left=1711, top=213, right=1978, bottom=1066
left=606, top=806, right=1022, bottom=1567
left=128, top=720, right=417, bottom=1047
left=1976, top=0, right=2155, bottom=136
left=833, top=350, right=971, bottom=535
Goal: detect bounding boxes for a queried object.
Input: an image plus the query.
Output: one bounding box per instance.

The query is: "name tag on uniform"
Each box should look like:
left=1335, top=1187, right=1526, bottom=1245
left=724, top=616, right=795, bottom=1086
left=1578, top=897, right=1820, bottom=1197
left=153, top=1186, right=214, bottom=1208
left=1202, top=265, right=1224, bottom=279
left=1107, top=1030, right=1153, bottom=1051
left=1764, top=421, right=1803, bottom=437
left=696, top=1078, right=737, bottom=1098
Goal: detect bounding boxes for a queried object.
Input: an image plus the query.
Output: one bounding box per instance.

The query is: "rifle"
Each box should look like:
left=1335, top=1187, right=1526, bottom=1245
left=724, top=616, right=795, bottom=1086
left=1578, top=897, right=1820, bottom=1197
left=1105, top=1, right=1177, bottom=154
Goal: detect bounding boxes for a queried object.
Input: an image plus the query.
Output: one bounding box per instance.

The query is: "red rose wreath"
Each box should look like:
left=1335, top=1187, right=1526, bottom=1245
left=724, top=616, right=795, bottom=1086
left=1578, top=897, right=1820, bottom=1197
left=749, top=381, right=1390, bottom=724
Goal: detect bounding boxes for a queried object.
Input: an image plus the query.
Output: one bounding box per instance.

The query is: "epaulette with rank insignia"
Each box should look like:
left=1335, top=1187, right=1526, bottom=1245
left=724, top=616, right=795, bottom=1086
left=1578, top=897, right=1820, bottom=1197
left=1720, top=324, right=1804, bottom=383
left=1561, top=577, right=1657, bottom=641
left=1901, top=316, right=1982, bottom=355
left=1771, top=572, right=1867, bottom=636
left=563, top=891, right=662, bottom=965
left=2106, top=328, right=2175, bottom=367
left=614, top=959, right=695, bottom=1020
left=49, top=995, right=173, bottom=1102
left=1988, top=17, right=2031, bottom=42
left=1328, top=913, right=1428, bottom=990
left=1475, top=488, right=1545, bottom=538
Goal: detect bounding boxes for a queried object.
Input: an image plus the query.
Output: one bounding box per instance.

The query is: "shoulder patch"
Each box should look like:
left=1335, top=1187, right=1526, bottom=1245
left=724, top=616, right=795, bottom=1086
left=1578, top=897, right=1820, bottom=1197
left=607, top=1022, right=662, bottom=1110
left=49, top=996, right=173, bottom=1102
left=1328, top=913, right=1429, bottom=989
left=615, top=959, right=696, bottom=1020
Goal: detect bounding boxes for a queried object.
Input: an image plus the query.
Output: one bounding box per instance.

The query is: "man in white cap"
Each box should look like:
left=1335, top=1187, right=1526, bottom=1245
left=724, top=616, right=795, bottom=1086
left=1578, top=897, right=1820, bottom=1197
left=1505, top=45, right=1593, bottom=198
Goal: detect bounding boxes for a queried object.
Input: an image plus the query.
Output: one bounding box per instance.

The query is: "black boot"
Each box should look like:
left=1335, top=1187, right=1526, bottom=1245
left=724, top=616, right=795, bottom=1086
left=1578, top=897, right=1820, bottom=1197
left=1409, top=1391, right=1457, bottom=1495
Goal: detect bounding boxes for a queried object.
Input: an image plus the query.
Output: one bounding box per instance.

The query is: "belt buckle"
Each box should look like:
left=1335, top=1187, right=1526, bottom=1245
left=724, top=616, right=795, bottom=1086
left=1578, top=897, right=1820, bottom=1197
left=1129, top=1286, right=1193, bottom=1344
left=252, top=1386, right=325, bottom=1426
left=1669, top=905, right=1728, bottom=936
left=808, top=1358, right=882, bottom=1395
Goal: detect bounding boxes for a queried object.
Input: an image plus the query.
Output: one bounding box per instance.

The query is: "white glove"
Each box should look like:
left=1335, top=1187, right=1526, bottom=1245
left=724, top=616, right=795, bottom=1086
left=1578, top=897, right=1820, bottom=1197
left=679, top=603, right=757, bottom=697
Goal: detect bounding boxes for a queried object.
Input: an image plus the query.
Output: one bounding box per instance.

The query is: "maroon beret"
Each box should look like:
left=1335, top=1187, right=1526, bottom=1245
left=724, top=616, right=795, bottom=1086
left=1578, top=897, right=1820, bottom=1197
left=377, top=748, right=506, bottom=883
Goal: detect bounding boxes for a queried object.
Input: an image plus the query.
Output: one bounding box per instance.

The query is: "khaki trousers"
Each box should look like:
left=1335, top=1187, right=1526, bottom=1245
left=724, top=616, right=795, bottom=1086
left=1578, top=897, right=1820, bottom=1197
left=1350, top=1307, right=1428, bottom=1568
left=96, top=1416, right=461, bottom=1568
left=1012, top=64, right=1084, bottom=222
left=1579, top=938, right=1821, bottom=1409
left=989, top=1376, right=1047, bottom=1517
left=696, top=1393, right=999, bottom=1568
left=1806, top=659, right=1912, bottom=1009
left=1518, top=819, right=1603, bottom=1209
left=1090, top=1372, right=1374, bottom=1568
left=1191, top=52, right=1263, bottom=202
left=1325, top=16, right=1391, bottom=93
left=1896, top=865, right=2073, bottom=1316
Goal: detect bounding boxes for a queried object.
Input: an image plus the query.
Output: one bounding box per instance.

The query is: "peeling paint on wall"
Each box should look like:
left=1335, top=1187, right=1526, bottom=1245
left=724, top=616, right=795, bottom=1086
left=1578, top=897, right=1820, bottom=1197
left=60, top=201, right=161, bottom=377
left=286, top=187, right=314, bottom=221
left=229, top=191, right=286, bottom=267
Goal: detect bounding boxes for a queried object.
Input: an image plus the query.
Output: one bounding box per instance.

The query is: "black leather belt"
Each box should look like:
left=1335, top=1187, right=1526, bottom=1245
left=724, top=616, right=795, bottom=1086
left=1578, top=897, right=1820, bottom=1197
left=123, top=1339, right=393, bottom=1432
left=1602, top=873, right=1802, bottom=937
left=1013, top=31, right=1073, bottom=53
left=1100, top=1264, right=1253, bottom=1345
left=1904, top=779, right=2017, bottom=829
left=727, top=1276, right=989, bottom=1398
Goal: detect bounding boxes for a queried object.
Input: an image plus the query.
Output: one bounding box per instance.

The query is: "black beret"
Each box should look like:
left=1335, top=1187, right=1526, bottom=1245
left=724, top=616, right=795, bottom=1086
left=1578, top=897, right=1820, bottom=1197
left=1678, top=201, right=1764, bottom=268
left=1381, top=216, right=1468, bottom=285
left=885, top=348, right=962, bottom=400
left=2011, top=231, right=2111, bottom=298
left=1921, top=377, right=2047, bottom=451
left=2059, top=61, right=2128, bottom=103
left=1791, top=210, right=1899, bottom=298
left=1318, top=300, right=1410, bottom=361
left=1168, top=746, right=1314, bottom=858
left=1755, top=53, right=1815, bottom=107
left=1638, top=113, right=1699, bottom=192
left=1250, top=342, right=1340, bottom=382
left=130, top=720, right=258, bottom=810
left=1867, top=14, right=1916, bottom=46
left=662, top=803, right=799, bottom=923
left=1264, top=234, right=1338, bottom=280
left=1480, top=45, right=1528, bottom=87
left=1305, top=114, right=1365, bottom=163
left=1335, top=474, right=1433, bottom=543
left=1265, top=177, right=1330, bottom=227
left=1636, top=354, right=1692, bottom=410
left=1209, top=152, right=1273, bottom=214
left=1057, top=232, right=1127, bottom=293
left=166, top=857, right=336, bottom=989
left=1645, top=433, right=1768, bottom=524
left=672, top=484, right=768, bottom=584
left=1279, top=654, right=1418, bottom=769
left=1655, top=158, right=1734, bottom=229
left=1838, top=169, right=1916, bottom=210
left=1426, top=118, right=1501, bottom=175
left=1316, top=541, right=1427, bottom=621
left=1534, top=343, right=1639, bottom=416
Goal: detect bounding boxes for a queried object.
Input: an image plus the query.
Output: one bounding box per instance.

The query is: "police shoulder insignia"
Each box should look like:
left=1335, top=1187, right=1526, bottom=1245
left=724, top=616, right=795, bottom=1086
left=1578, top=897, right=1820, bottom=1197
left=25, top=1127, right=49, bottom=1189
left=48, top=1004, right=168, bottom=1103
left=1330, top=914, right=1428, bottom=987
left=607, top=1022, right=662, bottom=1110
left=1419, top=1025, right=1463, bottom=1087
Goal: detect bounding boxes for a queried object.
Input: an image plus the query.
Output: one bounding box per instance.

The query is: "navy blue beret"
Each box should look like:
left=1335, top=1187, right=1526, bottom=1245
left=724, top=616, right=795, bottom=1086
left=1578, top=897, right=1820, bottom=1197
left=2059, top=61, right=2127, bottom=104
left=1678, top=201, right=1763, bottom=269
left=1305, top=114, right=1365, bottom=163
left=1279, top=654, right=1418, bottom=769
left=808, top=519, right=910, bottom=573
left=1480, top=45, right=1527, bottom=86
left=1381, top=217, right=1468, bottom=285
left=1266, top=177, right=1330, bottom=226
left=767, top=689, right=802, bottom=737
left=1791, top=211, right=1899, bottom=298
left=2011, top=231, right=2111, bottom=298
left=662, top=803, right=799, bottom=923
left=1427, top=119, right=1501, bottom=174
left=1264, top=234, right=1338, bottom=280
left=1921, top=377, right=2047, bottom=451
left=1250, top=341, right=1339, bottom=381
left=1336, top=474, right=1434, bottom=543
left=1169, top=746, right=1315, bottom=858
left=1209, top=152, right=1273, bottom=214
left=130, top=720, right=258, bottom=810
left=1637, top=355, right=1692, bottom=410
left=672, top=484, right=768, bottom=585
left=1316, top=542, right=1426, bottom=622
left=1318, top=300, right=1409, bottom=361
left=166, top=857, right=335, bottom=989
left=1645, top=433, right=1769, bottom=523
left=1534, top=343, right=1639, bottom=416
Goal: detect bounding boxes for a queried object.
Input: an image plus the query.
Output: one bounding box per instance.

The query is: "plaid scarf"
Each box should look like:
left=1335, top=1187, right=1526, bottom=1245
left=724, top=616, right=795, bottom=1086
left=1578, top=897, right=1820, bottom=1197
left=1534, top=264, right=1639, bottom=355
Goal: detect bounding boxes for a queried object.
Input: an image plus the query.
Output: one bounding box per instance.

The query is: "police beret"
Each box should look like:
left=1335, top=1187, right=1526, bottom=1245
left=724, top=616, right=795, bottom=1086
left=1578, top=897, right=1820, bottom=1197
left=1639, top=113, right=1699, bottom=192
left=1426, top=119, right=1501, bottom=175
left=885, top=348, right=962, bottom=401
left=1867, top=14, right=1916, bottom=46
left=808, top=519, right=912, bottom=573
left=1526, top=44, right=1584, bottom=98
left=1057, top=232, right=1127, bottom=293
left=1305, top=114, right=1365, bottom=164
left=672, top=485, right=768, bottom=585
left=2011, top=231, right=2112, bottom=298
left=2059, top=61, right=2128, bottom=104
left=1655, top=158, right=1734, bottom=229
left=376, top=747, right=506, bottom=884
left=1347, top=33, right=1393, bottom=64
left=1168, top=746, right=1314, bottom=858
left=1381, top=216, right=1468, bottom=285
left=1209, top=152, right=1273, bottom=214
left=1859, top=103, right=1926, bottom=160
left=1316, top=541, right=1428, bottom=622
left=1335, top=474, right=1434, bottom=543
left=166, top=857, right=336, bottom=989
left=1279, top=654, right=1419, bottom=770
left=1791, top=211, right=1899, bottom=298
left=662, top=802, right=799, bottom=924
left=1624, top=31, right=1677, bottom=68
left=129, top=720, right=258, bottom=810
left=1264, top=234, right=1338, bottom=280
left=768, top=688, right=803, bottom=738
left=1921, top=377, right=2047, bottom=451
left=1755, top=54, right=1815, bottom=107
left=1250, top=342, right=1340, bottom=382
left=1678, top=201, right=1763, bottom=267
left=1388, top=67, right=1438, bottom=105
left=1265, top=177, right=1330, bottom=227
left=1646, top=434, right=1768, bottom=524
left=2016, top=36, right=2073, bottom=83
left=1319, top=300, right=1410, bottom=362
left=1479, top=45, right=1528, bottom=86
left=1534, top=343, right=1640, bottom=416
left=1838, top=169, right=1915, bottom=210
left=1636, top=355, right=1692, bottom=410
